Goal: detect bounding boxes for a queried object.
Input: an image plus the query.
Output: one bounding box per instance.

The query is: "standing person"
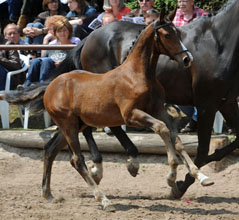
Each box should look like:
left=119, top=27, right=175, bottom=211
left=173, top=0, right=207, bottom=133
left=0, top=23, right=22, bottom=90
left=24, top=16, right=80, bottom=87
left=103, top=0, right=131, bottom=20
left=66, top=0, right=98, bottom=39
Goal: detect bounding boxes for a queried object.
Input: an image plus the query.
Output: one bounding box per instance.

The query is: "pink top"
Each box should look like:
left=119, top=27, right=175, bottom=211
left=173, top=7, right=208, bottom=27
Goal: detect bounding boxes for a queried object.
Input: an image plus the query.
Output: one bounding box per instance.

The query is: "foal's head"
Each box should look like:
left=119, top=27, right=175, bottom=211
left=153, top=10, right=192, bottom=67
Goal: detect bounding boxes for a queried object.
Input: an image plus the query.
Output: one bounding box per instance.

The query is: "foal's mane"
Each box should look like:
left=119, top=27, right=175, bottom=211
left=121, top=25, right=146, bottom=64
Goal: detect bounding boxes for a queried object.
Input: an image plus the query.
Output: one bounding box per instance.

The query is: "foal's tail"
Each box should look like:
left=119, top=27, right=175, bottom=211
left=0, top=83, right=47, bottom=107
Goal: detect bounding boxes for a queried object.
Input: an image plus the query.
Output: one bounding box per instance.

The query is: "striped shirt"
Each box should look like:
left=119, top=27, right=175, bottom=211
left=173, top=7, right=207, bottom=27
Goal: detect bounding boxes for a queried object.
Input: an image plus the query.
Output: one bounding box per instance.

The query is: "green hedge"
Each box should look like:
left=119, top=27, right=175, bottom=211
left=126, top=0, right=229, bottom=12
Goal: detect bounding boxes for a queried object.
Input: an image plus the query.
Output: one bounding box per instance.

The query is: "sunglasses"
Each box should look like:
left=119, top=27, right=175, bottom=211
left=138, top=0, right=151, bottom=2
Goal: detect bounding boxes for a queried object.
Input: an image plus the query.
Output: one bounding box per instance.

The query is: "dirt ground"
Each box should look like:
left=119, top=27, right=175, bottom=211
left=1, top=142, right=239, bottom=220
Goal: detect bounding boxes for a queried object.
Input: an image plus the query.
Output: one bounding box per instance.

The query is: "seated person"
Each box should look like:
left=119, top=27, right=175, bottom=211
left=103, top=0, right=131, bottom=20
left=17, top=0, right=44, bottom=34
left=24, top=15, right=81, bottom=87
left=144, top=9, right=159, bottom=25
left=8, top=0, right=23, bottom=23
left=4, top=23, right=27, bottom=45
left=22, top=0, right=67, bottom=46
left=102, top=12, right=116, bottom=25
left=4, top=23, right=28, bottom=56
left=127, top=0, right=155, bottom=17
left=66, top=0, right=98, bottom=39
left=0, top=23, right=22, bottom=90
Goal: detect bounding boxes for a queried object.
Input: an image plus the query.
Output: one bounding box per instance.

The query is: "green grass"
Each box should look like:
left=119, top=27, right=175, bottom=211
left=6, top=105, right=46, bottom=130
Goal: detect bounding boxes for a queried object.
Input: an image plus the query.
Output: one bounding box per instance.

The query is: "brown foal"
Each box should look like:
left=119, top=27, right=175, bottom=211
left=42, top=13, right=213, bottom=210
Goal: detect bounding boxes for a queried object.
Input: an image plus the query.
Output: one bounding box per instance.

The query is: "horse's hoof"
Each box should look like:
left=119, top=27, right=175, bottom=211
left=101, top=198, right=115, bottom=212
left=167, top=179, right=176, bottom=188
left=201, top=178, right=214, bottom=187
left=42, top=191, right=54, bottom=202
left=169, top=181, right=185, bottom=199
left=126, top=157, right=139, bottom=177
left=103, top=204, right=116, bottom=212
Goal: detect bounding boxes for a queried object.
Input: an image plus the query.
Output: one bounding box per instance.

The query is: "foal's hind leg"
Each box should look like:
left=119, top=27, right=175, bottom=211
left=110, top=126, right=139, bottom=177
left=42, top=131, right=67, bottom=201
left=83, top=126, right=103, bottom=184
left=58, top=123, right=112, bottom=211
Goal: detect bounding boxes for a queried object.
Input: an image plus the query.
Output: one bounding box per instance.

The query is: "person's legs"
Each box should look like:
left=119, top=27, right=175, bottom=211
left=0, top=64, right=8, bottom=90
left=39, top=58, right=55, bottom=82
left=179, top=106, right=197, bottom=133
left=7, top=0, right=23, bottom=22
left=24, top=58, right=42, bottom=87
left=25, top=22, right=44, bottom=44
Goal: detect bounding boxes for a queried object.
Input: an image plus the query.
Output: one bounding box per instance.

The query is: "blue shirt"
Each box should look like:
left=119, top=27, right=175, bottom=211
left=66, top=5, right=97, bottom=17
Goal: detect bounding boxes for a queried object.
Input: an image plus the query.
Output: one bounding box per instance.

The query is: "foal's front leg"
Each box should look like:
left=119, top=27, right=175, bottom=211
left=127, top=109, right=212, bottom=193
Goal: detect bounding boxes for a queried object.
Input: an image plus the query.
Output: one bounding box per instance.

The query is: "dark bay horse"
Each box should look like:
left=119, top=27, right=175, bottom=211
left=30, top=16, right=211, bottom=209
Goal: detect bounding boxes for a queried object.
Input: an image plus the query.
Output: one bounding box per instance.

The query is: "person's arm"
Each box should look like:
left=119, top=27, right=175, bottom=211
left=0, top=42, right=22, bottom=71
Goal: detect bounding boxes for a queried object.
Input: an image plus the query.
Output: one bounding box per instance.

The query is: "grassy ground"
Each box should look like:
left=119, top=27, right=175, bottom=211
left=7, top=105, right=46, bottom=130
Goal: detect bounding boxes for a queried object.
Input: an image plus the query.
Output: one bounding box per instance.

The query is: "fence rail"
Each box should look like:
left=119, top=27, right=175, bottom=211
left=0, top=44, right=76, bottom=50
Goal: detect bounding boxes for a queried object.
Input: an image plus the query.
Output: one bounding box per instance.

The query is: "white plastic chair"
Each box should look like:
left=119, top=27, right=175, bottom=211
left=16, top=55, right=51, bottom=129
left=213, top=111, right=224, bottom=134
left=0, top=54, right=29, bottom=129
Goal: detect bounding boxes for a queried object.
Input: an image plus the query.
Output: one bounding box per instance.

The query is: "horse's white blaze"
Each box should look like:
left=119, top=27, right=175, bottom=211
left=180, top=41, right=193, bottom=61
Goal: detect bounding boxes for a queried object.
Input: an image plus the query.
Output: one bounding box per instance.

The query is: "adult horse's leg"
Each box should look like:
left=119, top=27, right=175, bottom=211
left=173, top=101, right=239, bottom=198
left=206, top=101, right=239, bottom=162
left=110, top=126, right=139, bottom=177
left=42, top=131, right=68, bottom=201
left=82, top=126, right=103, bottom=184
left=126, top=108, right=212, bottom=193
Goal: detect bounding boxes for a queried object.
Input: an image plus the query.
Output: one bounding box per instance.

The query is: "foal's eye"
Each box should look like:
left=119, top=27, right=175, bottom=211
left=164, top=34, right=170, bottom=39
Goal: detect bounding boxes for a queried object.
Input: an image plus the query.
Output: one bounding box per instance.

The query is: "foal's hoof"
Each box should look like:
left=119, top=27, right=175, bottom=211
left=169, top=181, right=185, bottom=199
left=42, top=191, right=54, bottom=202
left=101, top=198, right=116, bottom=212
left=126, top=157, right=139, bottom=177
left=201, top=177, right=214, bottom=187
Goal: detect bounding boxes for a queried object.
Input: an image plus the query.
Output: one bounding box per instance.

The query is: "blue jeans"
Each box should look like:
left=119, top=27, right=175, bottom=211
left=25, top=57, right=55, bottom=87
left=25, top=22, right=44, bottom=44
left=0, top=64, right=7, bottom=91
left=7, top=0, right=22, bottom=21
left=179, top=106, right=197, bottom=122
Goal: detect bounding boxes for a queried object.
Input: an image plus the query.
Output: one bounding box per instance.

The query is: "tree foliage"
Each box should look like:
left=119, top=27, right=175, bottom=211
left=126, top=0, right=229, bottom=13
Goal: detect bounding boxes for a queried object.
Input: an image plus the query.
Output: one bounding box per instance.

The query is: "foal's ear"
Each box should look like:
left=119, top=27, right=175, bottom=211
left=167, top=8, right=177, bottom=22
left=160, top=7, right=166, bottom=23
